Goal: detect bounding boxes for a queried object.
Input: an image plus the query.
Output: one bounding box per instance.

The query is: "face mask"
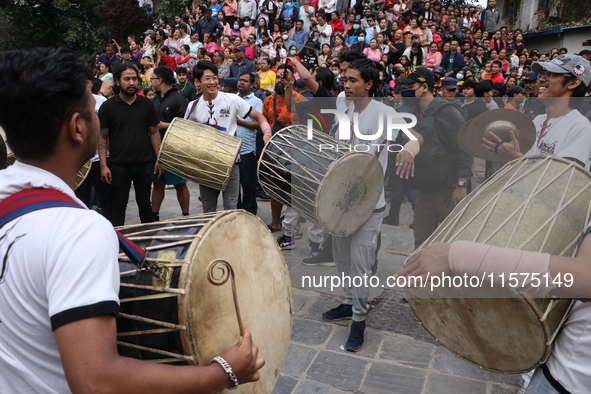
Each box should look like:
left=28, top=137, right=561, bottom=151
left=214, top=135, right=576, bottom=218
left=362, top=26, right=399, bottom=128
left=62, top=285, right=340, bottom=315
left=332, top=70, right=338, bottom=75
left=290, top=50, right=297, bottom=55
left=353, top=24, right=360, bottom=30
left=400, top=89, right=416, bottom=97
left=282, top=34, right=288, bottom=40
left=234, top=25, right=239, bottom=29
left=456, top=73, right=464, bottom=80
left=275, top=82, right=285, bottom=95
left=358, top=36, right=365, bottom=42
left=244, top=21, right=250, bottom=27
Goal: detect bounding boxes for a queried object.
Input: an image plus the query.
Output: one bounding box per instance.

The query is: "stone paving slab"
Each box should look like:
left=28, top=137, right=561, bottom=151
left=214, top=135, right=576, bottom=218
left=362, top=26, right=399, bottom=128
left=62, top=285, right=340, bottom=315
left=291, top=379, right=347, bottom=394
left=290, top=318, right=334, bottom=346
left=423, top=372, right=488, bottom=394
left=378, top=336, right=436, bottom=368
left=281, top=344, right=318, bottom=378
left=305, top=350, right=371, bottom=392
left=431, top=346, right=488, bottom=381
left=361, top=362, right=427, bottom=394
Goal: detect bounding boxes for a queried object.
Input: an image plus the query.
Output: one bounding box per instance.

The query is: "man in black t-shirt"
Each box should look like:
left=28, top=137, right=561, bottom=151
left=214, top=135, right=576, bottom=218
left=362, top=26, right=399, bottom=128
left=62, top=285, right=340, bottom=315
left=98, top=63, right=162, bottom=226
left=150, top=66, right=190, bottom=221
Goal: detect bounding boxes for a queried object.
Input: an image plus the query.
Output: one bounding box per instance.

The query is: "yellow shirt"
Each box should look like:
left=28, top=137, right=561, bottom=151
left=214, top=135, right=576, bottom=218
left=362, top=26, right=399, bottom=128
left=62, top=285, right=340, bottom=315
left=259, top=70, right=276, bottom=91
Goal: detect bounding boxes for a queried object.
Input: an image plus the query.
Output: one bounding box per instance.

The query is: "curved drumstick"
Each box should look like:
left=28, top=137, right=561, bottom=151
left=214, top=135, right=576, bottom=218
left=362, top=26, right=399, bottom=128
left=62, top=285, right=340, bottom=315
left=207, top=259, right=245, bottom=337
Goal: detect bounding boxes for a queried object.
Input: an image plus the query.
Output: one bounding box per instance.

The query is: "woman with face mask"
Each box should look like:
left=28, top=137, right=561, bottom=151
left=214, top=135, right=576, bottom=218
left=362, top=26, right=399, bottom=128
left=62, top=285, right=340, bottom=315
left=345, top=20, right=362, bottom=48
left=280, top=0, right=298, bottom=29
left=240, top=17, right=255, bottom=39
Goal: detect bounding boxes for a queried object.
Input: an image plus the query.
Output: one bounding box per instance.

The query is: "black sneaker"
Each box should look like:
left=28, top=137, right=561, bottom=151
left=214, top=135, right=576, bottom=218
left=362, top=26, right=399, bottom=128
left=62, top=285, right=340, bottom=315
left=302, top=248, right=335, bottom=266
left=322, top=304, right=353, bottom=321
left=152, top=212, right=160, bottom=222
left=383, top=212, right=399, bottom=226
left=277, top=234, right=295, bottom=250
left=345, top=320, right=366, bottom=352
left=256, top=190, right=271, bottom=200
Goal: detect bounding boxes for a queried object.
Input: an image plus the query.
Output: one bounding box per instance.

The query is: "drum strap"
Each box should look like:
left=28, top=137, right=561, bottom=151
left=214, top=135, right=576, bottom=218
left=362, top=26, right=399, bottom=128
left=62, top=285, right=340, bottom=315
left=185, top=98, right=201, bottom=120
left=0, top=188, right=145, bottom=267
left=541, top=364, right=571, bottom=394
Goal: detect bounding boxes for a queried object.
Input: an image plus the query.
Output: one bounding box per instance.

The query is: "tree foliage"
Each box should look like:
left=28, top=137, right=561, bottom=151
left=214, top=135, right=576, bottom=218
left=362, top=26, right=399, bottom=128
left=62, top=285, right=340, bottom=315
left=98, top=0, right=152, bottom=43
left=0, top=0, right=154, bottom=56
left=157, top=0, right=188, bottom=21
left=0, top=0, right=108, bottom=54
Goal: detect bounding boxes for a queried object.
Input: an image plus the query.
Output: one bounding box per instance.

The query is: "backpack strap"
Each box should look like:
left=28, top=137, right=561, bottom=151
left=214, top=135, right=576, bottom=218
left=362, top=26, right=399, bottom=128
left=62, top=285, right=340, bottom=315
left=0, top=188, right=145, bottom=267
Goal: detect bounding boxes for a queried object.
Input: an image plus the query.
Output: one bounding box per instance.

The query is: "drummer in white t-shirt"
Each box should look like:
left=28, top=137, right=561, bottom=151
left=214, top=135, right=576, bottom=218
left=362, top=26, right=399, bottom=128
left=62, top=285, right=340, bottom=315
left=481, top=54, right=591, bottom=170
left=185, top=61, right=271, bottom=213
left=399, top=55, right=591, bottom=394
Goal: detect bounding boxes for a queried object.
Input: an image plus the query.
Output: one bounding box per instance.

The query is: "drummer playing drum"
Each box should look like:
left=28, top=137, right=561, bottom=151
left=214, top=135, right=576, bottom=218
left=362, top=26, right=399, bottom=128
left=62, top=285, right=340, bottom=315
left=399, top=55, right=591, bottom=393
left=0, top=48, right=264, bottom=393
left=185, top=61, right=272, bottom=213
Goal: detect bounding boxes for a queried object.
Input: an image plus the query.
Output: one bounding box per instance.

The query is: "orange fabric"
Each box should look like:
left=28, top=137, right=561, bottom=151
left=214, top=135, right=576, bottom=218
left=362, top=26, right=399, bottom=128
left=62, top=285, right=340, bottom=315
left=263, top=91, right=307, bottom=127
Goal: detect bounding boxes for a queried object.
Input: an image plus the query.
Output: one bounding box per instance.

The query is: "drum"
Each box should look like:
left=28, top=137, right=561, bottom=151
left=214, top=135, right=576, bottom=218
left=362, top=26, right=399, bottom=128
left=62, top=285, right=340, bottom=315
left=116, top=211, right=293, bottom=394
left=158, top=118, right=242, bottom=191
left=258, top=125, right=384, bottom=237
left=1, top=125, right=90, bottom=187
left=74, top=159, right=92, bottom=190
left=406, top=156, right=591, bottom=373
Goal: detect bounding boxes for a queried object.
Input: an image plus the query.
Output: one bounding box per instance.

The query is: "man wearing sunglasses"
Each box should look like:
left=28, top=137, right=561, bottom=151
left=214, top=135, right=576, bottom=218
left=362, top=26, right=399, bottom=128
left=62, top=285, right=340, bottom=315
left=482, top=54, right=591, bottom=170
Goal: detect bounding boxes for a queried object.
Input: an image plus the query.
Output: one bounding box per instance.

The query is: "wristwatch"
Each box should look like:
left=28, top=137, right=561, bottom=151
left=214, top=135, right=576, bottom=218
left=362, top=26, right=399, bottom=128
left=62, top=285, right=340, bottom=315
left=456, top=180, right=467, bottom=188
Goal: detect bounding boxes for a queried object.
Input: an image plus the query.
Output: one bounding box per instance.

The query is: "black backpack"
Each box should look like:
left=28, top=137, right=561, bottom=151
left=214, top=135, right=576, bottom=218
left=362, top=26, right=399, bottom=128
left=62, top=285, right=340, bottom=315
left=405, top=103, right=460, bottom=192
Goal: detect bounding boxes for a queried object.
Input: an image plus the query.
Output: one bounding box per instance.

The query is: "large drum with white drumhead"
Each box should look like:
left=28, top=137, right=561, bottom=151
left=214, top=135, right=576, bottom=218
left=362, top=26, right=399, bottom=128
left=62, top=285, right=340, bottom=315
left=116, top=211, right=293, bottom=394
left=407, top=156, right=591, bottom=373
left=258, top=125, right=384, bottom=237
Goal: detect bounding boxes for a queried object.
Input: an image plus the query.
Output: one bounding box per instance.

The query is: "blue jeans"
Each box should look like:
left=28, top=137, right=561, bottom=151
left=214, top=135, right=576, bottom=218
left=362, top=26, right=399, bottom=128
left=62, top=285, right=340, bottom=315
left=525, top=368, right=561, bottom=394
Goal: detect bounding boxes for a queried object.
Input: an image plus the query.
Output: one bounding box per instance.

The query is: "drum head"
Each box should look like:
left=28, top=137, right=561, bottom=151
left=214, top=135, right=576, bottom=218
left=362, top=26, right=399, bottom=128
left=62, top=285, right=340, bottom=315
left=407, top=288, right=564, bottom=373
left=75, top=159, right=92, bottom=190
left=182, top=211, right=293, bottom=394
left=316, top=152, right=384, bottom=236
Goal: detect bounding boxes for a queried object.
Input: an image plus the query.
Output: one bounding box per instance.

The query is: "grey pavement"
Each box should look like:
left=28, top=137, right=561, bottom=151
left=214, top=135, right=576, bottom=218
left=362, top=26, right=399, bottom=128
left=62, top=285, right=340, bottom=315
left=121, top=182, right=523, bottom=394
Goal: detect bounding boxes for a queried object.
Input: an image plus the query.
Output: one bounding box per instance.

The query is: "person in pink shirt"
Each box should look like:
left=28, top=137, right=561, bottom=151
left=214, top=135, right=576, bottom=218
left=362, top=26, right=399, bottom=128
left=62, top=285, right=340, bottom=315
left=363, top=38, right=383, bottom=62
left=204, top=33, right=218, bottom=53
left=425, top=42, right=442, bottom=70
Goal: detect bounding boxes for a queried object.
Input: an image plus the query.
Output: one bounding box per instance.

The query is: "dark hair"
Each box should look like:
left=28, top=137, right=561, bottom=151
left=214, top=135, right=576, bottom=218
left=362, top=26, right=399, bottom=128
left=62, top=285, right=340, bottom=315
left=562, top=74, right=589, bottom=98
left=215, top=49, right=225, bottom=60
left=462, top=78, right=477, bottom=90
left=409, top=42, right=424, bottom=66
left=179, top=23, right=188, bottom=32
left=347, top=58, right=380, bottom=97
left=315, top=67, right=335, bottom=91
left=159, top=15, right=168, bottom=24
left=198, top=48, right=207, bottom=56
left=475, top=79, right=494, bottom=97
left=176, top=67, right=188, bottom=75
left=193, top=60, right=218, bottom=81
left=492, top=59, right=503, bottom=68
left=340, top=50, right=367, bottom=64
left=239, top=71, right=255, bottom=84
left=160, top=45, right=170, bottom=55
left=277, top=63, right=295, bottom=78
left=181, top=44, right=190, bottom=53
left=92, top=78, right=102, bottom=94
left=120, top=45, right=131, bottom=54
left=0, top=48, right=92, bottom=161
left=113, top=63, right=139, bottom=83
left=153, top=66, right=175, bottom=84
left=99, top=59, right=112, bottom=72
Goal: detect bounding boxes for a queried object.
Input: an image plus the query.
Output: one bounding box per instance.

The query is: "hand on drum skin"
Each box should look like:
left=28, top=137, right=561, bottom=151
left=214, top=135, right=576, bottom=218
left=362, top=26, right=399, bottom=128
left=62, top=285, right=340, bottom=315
left=452, top=186, right=467, bottom=206
left=396, top=243, right=452, bottom=286
left=100, top=166, right=112, bottom=184
left=217, top=332, right=265, bottom=385
left=263, top=134, right=271, bottom=144
left=395, top=150, right=415, bottom=179
left=481, top=130, right=523, bottom=160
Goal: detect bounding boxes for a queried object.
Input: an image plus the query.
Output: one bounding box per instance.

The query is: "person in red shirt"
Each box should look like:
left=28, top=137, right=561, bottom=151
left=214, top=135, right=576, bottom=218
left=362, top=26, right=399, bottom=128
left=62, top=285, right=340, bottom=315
left=328, top=11, right=346, bottom=39
left=490, top=60, right=505, bottom=83
left=158, top=46, right=177, bottom=71
left=504, top=85, right=526, bottom=110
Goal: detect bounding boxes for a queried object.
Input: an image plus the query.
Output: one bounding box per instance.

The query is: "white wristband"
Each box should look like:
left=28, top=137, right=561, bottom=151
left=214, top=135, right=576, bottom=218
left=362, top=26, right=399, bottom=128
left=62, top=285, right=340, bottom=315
left=212, top=356, right=239, bottom=390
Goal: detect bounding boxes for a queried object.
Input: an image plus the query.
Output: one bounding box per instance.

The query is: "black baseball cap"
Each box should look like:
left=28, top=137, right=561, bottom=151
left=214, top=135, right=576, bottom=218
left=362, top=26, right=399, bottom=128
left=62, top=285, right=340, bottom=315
left=523, top=72, right=538, bottom=82
left=507, top=85, right=526, bottom=97
left=396, top=68, right=435, bottom=88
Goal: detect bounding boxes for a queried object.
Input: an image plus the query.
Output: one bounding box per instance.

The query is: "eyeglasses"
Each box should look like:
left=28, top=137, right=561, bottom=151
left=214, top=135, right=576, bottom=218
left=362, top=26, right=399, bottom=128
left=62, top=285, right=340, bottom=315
left=537, top=71, right=556, bottom=81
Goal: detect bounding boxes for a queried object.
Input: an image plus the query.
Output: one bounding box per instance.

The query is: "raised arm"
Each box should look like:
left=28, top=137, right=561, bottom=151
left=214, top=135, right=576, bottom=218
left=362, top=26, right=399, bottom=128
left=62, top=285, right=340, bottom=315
left=287, top=56, right=319, bottom=94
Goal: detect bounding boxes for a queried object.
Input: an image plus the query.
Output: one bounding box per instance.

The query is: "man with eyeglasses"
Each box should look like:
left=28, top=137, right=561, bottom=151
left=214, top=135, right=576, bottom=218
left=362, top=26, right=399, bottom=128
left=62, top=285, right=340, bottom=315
left=185, top=61, right=271, bottom=213
left=399, top=56, right=591, bottom=394
left=483, top=54, right=591, bottom=170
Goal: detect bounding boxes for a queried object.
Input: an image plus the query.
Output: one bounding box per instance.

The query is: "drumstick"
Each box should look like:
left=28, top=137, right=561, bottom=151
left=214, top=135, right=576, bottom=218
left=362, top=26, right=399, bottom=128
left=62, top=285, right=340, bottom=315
left=207, top=260, right=245, bottom=337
